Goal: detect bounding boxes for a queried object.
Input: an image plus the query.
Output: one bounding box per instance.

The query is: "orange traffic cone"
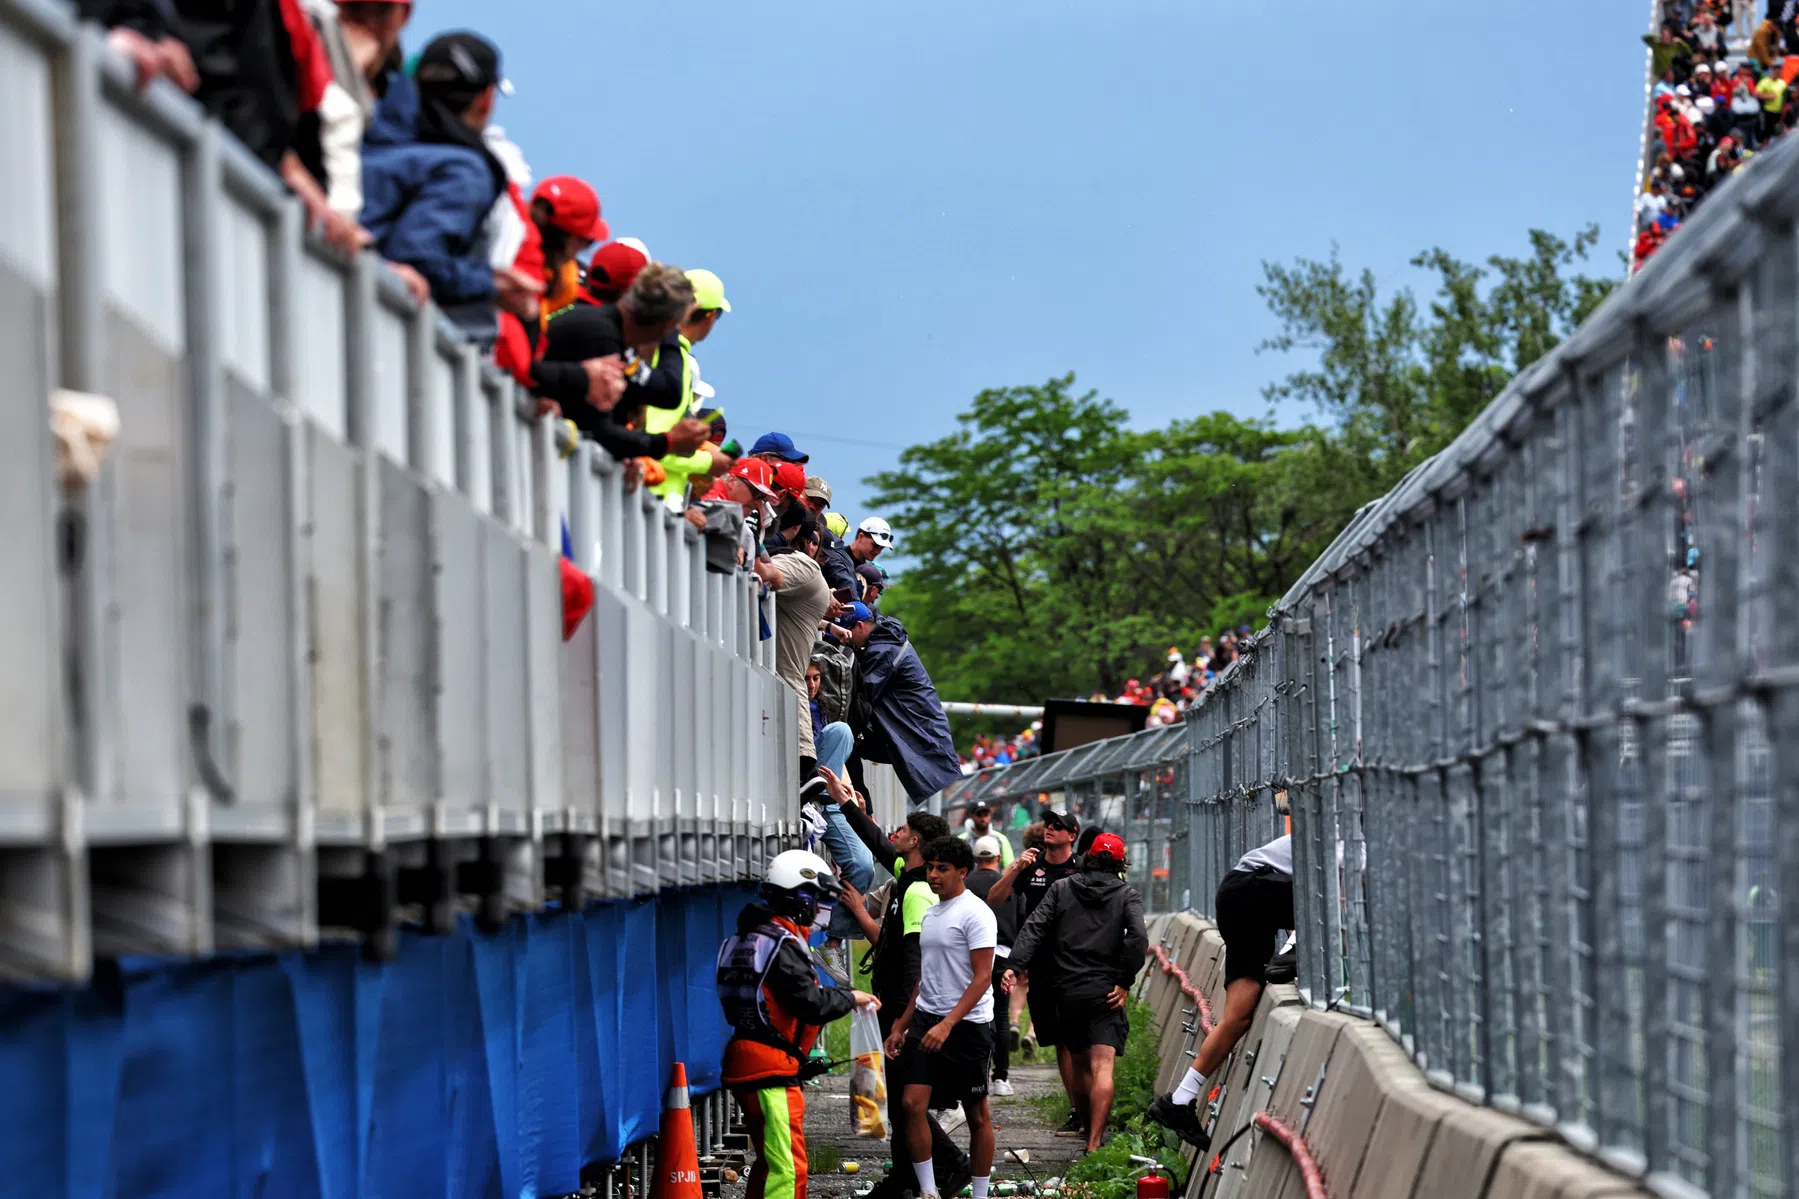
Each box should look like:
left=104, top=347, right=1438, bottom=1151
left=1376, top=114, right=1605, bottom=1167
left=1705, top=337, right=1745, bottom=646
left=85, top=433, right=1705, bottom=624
left=652, top=1063, right=703, bottom=1199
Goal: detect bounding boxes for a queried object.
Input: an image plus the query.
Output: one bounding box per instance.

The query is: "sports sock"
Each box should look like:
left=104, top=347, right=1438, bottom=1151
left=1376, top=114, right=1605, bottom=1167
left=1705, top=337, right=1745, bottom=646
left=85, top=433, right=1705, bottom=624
left=972, top=1177, right=990, bottom=1199
left=1172, top=1067, right=1206, bottom=1106
left=913, top=1159, right=938, bottom=1196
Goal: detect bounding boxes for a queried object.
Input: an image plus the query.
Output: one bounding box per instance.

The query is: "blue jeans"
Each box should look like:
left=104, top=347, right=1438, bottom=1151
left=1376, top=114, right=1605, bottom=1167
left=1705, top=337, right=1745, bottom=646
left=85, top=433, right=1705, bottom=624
left=814, top=723, right=872, bottom=939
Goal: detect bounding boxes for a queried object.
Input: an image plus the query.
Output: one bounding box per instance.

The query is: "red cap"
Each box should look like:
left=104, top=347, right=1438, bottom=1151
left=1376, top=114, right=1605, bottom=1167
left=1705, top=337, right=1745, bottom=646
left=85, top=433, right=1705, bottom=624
left=1088, top=833, right=1126, bottom=864
left=729, top=457, right=779, bottom=500
left=584, top=240, right=649, bottom=304
left=773, top=461, right=808, bottom=502
left=533, top=176, right=609, bottom=242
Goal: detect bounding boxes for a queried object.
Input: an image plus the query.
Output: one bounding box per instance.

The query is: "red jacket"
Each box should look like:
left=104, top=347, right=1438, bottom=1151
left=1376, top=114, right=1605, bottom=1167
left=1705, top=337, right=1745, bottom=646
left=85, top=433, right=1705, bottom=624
left=493, top=182, right=547, bottom=388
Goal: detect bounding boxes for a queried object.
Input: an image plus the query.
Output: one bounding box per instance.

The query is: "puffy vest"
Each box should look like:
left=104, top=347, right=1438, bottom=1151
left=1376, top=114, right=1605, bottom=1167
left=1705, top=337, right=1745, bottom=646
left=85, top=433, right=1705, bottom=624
left=716, top=918, right=821, bottom=1085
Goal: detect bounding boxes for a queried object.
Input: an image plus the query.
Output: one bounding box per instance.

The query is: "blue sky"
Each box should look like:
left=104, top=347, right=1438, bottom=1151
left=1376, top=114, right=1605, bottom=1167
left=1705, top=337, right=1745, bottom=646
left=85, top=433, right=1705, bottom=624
left=416, top=1, right=1647, bottom=542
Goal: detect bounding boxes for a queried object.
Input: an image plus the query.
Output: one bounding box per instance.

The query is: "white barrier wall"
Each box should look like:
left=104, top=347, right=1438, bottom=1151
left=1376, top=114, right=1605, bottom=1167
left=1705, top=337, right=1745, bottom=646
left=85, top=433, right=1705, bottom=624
left=0, top=0, right=797, bottom=983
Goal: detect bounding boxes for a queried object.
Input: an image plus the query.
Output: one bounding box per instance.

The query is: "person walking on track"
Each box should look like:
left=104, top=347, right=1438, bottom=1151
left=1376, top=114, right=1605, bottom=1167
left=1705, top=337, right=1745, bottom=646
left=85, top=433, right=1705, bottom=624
left=1001, top=832, right=1146, bottom=1152
left=1146, top=833, right=1294, bottom=1150
left=984, top=808, right=1083, bottom=1134
left=884, top=836, right=998, bottom=1199
left=718, top=850, right=879, bottom=1199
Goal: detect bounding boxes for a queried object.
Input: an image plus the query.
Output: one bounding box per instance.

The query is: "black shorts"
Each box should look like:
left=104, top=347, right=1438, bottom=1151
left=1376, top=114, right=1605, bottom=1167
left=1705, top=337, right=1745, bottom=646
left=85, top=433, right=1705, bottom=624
left=1216, top=866, right=1295, bottom=987
left=1026, top=986, right=1061, bottom=1048
left=901, top=1012, right=992, bottom=1107
left=1054, top=995, right=1128, bottom=1052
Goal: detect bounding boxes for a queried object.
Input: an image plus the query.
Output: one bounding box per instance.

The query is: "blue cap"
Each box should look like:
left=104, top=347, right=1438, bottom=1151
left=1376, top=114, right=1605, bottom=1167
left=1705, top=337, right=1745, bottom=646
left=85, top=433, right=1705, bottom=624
left=749, top=432, right=808, bottom=462
left=833, top=601, right=874, bottom=628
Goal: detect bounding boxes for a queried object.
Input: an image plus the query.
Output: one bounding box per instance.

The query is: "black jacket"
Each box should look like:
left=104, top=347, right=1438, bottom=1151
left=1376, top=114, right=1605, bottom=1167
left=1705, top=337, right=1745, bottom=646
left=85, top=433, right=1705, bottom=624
left=965, top=869, right=1018, bottom=948
left=839, top=800, right=926, bottom=1007
left=819, top=530, right=857, bottom=594
left=539, top=303, right=685, bottom=460
left=1009, top=868, right=1147, bottom=1005
left=853, top=616, right=961, bottom=801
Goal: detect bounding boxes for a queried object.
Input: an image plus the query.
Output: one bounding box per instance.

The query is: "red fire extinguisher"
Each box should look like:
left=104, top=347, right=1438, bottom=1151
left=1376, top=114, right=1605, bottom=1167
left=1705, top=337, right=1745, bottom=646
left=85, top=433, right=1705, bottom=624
left=1132, top=1157, right=1173, bottom=1199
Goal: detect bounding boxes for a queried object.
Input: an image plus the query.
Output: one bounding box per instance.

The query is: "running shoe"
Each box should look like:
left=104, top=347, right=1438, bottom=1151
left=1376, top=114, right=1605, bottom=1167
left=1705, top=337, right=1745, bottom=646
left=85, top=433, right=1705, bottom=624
left=1054, top=1111, right=1087, bottom=1138
left=1146, top=1094, right=1210, bottom=1149
left=990, top=1078, right=1015, bottom=1097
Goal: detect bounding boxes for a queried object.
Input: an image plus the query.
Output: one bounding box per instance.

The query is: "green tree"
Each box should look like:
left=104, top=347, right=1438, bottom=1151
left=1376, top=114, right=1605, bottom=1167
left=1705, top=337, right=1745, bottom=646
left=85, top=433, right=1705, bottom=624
left=1258, top=224, right=1617, bottom=491
left=875, top=226, right=1620, bottom=707
left=868, top=379, right=1331, bottom=702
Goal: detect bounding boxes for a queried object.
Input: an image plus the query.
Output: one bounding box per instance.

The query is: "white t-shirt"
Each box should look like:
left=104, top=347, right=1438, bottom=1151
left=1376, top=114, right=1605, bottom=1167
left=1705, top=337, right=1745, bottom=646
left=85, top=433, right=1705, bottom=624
left=917, top=889, right=998, bottom=1021
left=1236, top=834, right=1293, bottom=878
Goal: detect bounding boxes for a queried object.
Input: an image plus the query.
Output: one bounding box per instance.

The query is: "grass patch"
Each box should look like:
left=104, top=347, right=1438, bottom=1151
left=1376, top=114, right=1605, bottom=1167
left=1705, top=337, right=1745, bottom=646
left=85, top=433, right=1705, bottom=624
left=1020, top=998, right=1187, bottom=1199
left=809, top=1143, right=844, bottom=1174
left=1060, top=999, right=1186, bottom=1199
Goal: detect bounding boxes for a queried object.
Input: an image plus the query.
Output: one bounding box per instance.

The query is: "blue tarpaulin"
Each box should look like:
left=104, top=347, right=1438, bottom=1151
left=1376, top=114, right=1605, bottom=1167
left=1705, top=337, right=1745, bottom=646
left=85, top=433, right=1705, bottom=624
left=0, top=884, right=758, bottom=1199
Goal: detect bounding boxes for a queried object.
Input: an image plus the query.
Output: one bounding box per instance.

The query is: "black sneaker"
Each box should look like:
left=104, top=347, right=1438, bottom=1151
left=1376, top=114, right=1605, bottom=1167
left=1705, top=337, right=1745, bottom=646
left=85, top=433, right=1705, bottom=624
left=1054, top=1110, right=1087, bottom=1138
left=1147, top=1094, right=1210, bottom=1149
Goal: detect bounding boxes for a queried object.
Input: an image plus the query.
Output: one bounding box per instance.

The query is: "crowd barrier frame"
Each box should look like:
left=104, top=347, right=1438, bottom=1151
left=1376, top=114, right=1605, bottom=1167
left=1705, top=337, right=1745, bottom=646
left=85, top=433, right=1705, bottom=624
left=960, top=121, right=1799, bottom=1199
left=0, top=0, right=798, bottom=985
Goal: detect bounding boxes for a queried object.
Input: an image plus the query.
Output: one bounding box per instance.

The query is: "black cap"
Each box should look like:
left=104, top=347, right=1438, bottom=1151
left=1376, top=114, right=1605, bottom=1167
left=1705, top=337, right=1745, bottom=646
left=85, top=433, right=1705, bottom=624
left=416, top=32, right=506, bottom=94
left=971, top=801, right=991, bottom=815
left=1042, top=809, right=1080, bottom=833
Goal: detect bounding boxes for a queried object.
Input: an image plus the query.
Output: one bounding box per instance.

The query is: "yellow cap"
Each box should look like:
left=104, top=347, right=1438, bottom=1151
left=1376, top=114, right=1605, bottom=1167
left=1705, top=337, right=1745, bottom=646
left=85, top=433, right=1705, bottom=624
left=686, top=268, right=731, bottom=312
left=824, top=511, right=849, bottom=538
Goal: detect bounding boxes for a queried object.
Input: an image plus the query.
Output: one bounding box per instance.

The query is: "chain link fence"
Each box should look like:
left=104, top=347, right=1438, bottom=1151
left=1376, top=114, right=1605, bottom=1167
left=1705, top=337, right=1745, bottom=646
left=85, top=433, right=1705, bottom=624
left=953, top=135, right=1799, bottom=1196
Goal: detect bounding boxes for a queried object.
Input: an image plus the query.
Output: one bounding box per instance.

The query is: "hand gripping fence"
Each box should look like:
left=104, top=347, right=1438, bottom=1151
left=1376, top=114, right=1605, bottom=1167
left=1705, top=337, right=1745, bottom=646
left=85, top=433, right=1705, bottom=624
left=958, top=122, right=1799, bottom=1199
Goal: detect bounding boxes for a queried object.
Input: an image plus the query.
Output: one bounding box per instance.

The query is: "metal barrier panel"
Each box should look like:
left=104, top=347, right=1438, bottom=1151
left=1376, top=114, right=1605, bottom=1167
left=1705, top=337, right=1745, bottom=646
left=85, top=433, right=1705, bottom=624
left=949, top=133, right=1799, bottom=1199
left=0, top=0, right=797, bottom=982
left=0, top=1, right=77, bottom=981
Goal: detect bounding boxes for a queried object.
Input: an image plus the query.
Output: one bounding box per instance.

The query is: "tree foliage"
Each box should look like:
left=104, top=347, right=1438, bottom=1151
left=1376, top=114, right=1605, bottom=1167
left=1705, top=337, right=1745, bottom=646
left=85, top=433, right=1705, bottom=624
left=874, top=227, right=1617, bottom=705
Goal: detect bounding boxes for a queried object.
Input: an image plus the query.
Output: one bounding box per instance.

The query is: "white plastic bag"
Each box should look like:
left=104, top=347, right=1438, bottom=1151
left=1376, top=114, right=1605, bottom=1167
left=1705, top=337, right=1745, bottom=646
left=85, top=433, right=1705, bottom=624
left=848, top=1002, right=887, bottom=1138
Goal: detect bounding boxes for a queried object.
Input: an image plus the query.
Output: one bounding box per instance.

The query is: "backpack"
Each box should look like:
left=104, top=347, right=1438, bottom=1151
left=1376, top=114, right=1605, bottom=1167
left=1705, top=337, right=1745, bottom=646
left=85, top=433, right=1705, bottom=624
left=813, top=638, right=856, bottom=726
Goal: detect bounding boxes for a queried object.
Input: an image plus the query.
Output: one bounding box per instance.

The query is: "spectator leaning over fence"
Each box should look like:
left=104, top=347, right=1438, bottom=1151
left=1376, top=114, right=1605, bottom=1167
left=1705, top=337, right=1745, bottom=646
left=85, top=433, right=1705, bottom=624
left=767, top=517, right=836, bottom=770
left=82, top=0, right=200, bottom=93
left=648, top=270, right=736, bottom=509
left=1002, top=833, right=1146, bottom=1153
left=836, top=606, right=963, bottom=806
left=493, top=174, right=608, bottom=392
left=751, top=432, right=810, bottom=468
left=810, top=481, right=858, bottom=594
left=302, top=0, right=413, bottom=226
left=964, top=836, right=1019, bottom=1097
left=851, top=517, right=894, bottom=568
left=360, top=32, right=541, bottom=340
left=1147, top=833, right=1295, bottom=1151
left=686, top=457, right=778, bottom=573
left=830, top=797, right=971, bottom=1199
left=541, top=263, right=711, bottom=462
left=803, top=718, right=874, bottom=980
left=884, top=836, right=997, bottom=1199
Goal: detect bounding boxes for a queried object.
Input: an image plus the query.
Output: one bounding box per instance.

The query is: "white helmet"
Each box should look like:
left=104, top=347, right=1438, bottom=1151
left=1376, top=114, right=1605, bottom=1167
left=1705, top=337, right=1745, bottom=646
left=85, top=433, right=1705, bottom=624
left=762, top=849, right=842, bottom=925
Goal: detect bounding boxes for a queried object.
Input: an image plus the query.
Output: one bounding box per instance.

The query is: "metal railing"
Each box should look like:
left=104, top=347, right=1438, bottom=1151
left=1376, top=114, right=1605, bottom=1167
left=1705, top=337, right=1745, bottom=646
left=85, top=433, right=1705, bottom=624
left=941, top=722, right=1191, bottom=915
left=0, top=0, right=799, bottom=984
left=954, top=119, right=1799, bottom=1199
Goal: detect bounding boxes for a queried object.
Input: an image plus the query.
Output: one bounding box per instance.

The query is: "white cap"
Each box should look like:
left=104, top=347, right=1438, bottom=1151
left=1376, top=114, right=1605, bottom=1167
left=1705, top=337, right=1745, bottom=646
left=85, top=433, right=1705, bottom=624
left=859, top=516, right=894, bottom=547
left=973, top=835, right=1003, bottom=860
left=615, top=236, right=650, bottom=258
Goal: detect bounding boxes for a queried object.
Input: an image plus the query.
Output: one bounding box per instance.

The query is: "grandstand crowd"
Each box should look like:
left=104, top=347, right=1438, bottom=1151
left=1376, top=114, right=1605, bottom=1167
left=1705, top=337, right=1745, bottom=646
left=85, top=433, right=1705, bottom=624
left=958, top=629, right=1252, bottom=773
left=75, top=0, right=970, bottom=815
left=1638, top=0, right=1799, bottom=269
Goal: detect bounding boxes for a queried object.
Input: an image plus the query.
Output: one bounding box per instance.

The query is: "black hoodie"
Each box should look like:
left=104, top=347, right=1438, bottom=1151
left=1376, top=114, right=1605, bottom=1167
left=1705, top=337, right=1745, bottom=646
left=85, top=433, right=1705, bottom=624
left=1008, top=867, right=1148, bottom=1006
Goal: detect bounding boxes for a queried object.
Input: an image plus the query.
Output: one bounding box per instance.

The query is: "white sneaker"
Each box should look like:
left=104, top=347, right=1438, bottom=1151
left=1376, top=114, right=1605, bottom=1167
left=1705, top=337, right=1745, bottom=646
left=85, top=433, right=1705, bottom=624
left=990, top=1078, right=1015, bottom=1097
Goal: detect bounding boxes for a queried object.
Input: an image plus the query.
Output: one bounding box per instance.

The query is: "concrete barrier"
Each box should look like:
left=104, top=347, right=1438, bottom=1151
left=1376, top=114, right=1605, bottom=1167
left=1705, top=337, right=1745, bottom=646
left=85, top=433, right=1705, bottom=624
left=1141, top=913, right=1655, bottom=1199
left=1484, top=1142, right=1656, bottom=1199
